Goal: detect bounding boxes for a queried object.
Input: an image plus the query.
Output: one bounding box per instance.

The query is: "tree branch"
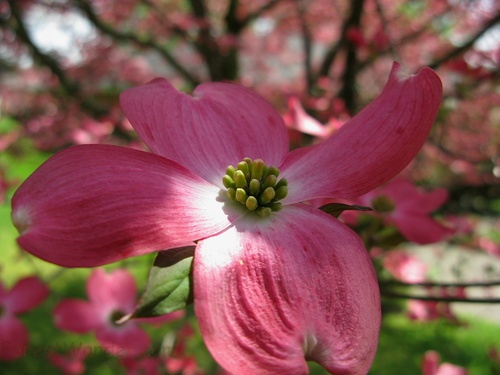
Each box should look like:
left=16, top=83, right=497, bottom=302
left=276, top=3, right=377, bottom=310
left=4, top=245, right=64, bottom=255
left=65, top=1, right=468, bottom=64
left=294, top=0, right=313, bottom=94
left=239, top=0, right=282, bottom=30
left=314, top=0, right=365, bottom=109
left=382, top=291, right=500, bottom=304
left=338, top=0, right=365, bottom=113
left=6, top=0, right=106, bottom=116
left=75, top=0, right=200, bottom=86
left=381, top=280, right=500, bottom=288
left=429, top=13, right=500, bottom=69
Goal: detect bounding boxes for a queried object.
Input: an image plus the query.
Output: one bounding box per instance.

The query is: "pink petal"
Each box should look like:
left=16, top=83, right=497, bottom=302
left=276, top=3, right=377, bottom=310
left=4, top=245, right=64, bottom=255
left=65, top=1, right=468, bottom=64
left=87, top=269, right=136, bottom=312
left=0, top=315, right=29, bottom=361
left=120, top=79, right=289, bottom=186
left=54, top=300, right=101, bottom=333
left=382, top=179, right=448, bottom=213
left=422, top=351, right=441, bottom=375
left=96, top=323, right=150, bottom=357
left=12, top=144, right=240, bottom=267
left=49, top=350, right=88, bottom=375
left=133, top=309, right=185, bottom=326
left=280, top=63, right=442, bottom=203
left=6, top=276, right=49, bottom=314
left=382, top=250, right=427, bottom=283
left=392, top=214, right=453, bottom=244
left=285, top=97, right=333, bottom=138
left=194, top=205, right=380, bottom=374
left=437, top=363, right=469, bottom=375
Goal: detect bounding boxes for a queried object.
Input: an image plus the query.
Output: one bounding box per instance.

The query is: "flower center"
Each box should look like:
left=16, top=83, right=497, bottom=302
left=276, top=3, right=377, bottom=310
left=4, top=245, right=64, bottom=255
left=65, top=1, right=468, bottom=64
left=109, top=310, right=127, bottom=326
left=222, top=158, right=288, bottom=217
left=371, top=195, right=395, bottom=213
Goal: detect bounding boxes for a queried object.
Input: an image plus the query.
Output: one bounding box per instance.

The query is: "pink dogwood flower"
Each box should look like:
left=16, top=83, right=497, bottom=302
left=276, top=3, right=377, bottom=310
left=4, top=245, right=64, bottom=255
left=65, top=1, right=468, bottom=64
left=0, top=276, right=49, bottom=361
left=48, top=348, right=89, bottom=375
left=382, top=250, right=427, bottom=284
left=422, top=350, right=468, bottom=375
left=349, top=178, right=454, bottom=244
left=54, top=268, right=181, bottom=357
left=12, top=62, right=442, bottom=374
left=121, top=356, right=163, bottom=375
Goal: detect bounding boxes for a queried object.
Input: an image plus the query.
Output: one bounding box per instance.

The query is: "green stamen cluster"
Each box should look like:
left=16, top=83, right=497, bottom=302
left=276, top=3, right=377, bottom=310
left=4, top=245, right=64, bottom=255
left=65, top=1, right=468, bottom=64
left=223, top=158, right=288, bottom=217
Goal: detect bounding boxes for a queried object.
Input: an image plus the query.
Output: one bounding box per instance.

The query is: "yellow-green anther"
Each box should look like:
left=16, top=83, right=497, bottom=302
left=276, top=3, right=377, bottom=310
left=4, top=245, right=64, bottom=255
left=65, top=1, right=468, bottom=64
left=222, top=175, right=235, bottom=189
left=249, top=179, right=260, bottom=196
left=223, top=157, right=289, bottom=218
left=275, top=178, right=288, bottom=189
left=274, top=185, right=288, bottom=200
left=266, top=166, right=280, bottom=178
left=237, top=161, right=249, bottom=176
left=227, top=188, right=236, bottom=200
left=233, top=170, right=247, bottom=188
left=270, top=202, right=282, bottom=212
left=257, top=206, right=272, bottom=217
left=245, top=196, right=258, bottom=211
left=235, top=188, right=248, bottom=204
left=251, top=159, right=265, bottom=181
left=243, top=157, right=253, bottom=170
left=259, top=187, right=275, bottom=204
left=261, top=174, right=277, bottom=190
left=226, top=165, right=236, bottom=178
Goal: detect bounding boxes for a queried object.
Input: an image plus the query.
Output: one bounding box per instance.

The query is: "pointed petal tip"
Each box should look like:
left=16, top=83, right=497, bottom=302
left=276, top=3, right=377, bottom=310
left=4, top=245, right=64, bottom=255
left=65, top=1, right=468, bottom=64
left=390, top=61, right=442, bottom=91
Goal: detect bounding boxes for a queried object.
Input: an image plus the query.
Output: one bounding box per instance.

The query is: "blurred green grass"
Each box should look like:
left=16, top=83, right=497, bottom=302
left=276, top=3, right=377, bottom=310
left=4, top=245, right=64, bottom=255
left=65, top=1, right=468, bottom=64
left=1, top=147, right=499, bottom=374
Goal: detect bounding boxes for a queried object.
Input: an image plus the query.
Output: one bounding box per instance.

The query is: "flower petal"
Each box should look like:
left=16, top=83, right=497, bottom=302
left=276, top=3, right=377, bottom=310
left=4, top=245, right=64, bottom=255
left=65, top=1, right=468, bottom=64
left=54, top=300, right=101, bottom=333
left=391, top=214, right=453, bottom=244
left=194, top=205, right=380, bottom=374
left=120, top=79, right=289, bottom=186
left=280, top=62, right=442, bottom=203
left=0, top=315, right=28, bottom=361
left=7, top=276, right=49, bottom=314
left=87, top=269, right=137, bottom=312
left=12, top=144, right=240, bottom=267
left=381, top=179, right=449, bottom=213
left=96, top=324, right=150, bottom=357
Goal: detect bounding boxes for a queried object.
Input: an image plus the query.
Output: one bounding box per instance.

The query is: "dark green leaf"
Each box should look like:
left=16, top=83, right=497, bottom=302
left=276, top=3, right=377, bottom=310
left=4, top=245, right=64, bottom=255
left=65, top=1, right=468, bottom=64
left=133, top=246, right=195, bottom=318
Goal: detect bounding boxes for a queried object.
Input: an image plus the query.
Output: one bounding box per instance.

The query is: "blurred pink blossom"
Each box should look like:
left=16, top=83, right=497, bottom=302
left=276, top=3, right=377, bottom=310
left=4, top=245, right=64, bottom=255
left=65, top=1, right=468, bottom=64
left=382, top=250, right=427, bottom=283
left=0, top=276, right=49, bottom=361
left=49, top=348, right=89, bottom=375
left=282, top=96, right=344, bottom=139
left=479, top=237, right=500, bottom=258
left=422, top=350, right=468, bottom=375
left=354, top=178, right=454, bottom=244
left=121, top=356, right=163, bottom=375
left=54, top=269, right=181, bottom=357
left=408, top=287, right=465, bottom=323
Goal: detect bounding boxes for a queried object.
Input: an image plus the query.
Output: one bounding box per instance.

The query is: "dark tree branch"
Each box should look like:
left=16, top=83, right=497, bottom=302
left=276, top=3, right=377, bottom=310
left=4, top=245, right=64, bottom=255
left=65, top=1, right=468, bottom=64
left=295, top=0, right=313, bottom=94
left=314, top=0, right=365, bottom=111
left=75, top=0, right=200, bottom=86
left=429, top=13, right=500, bottom=70
left=238, top=0, right=282, bottom=30
left=338, top=0, right=365, bottom=113
left=381, top=280, right=500, bottom=288
left=382, top=291, right=500, bottom=304
left=6, top=0, right=106, bottom=116
left=373, top=0, right=399, bottom=61
left=188, top=0, right=225, bottom=81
